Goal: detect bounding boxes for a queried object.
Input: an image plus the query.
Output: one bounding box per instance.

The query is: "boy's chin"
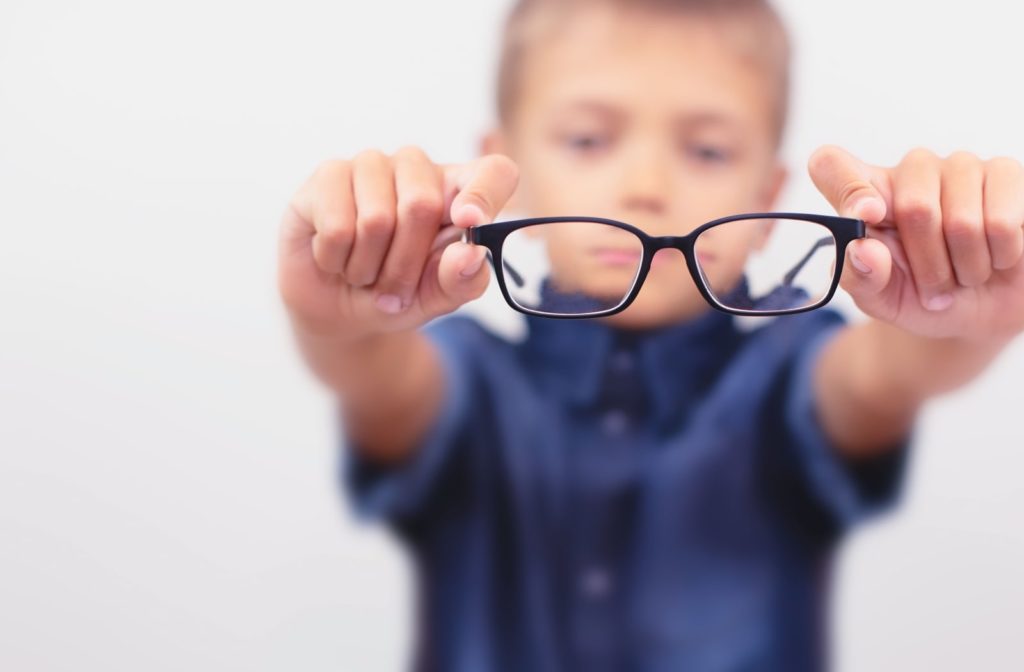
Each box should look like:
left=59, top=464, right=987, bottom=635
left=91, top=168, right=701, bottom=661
left=599, top=295, right=712, bottom=331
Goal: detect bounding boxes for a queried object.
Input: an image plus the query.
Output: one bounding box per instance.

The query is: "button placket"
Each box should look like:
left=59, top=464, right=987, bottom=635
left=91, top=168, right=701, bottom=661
left=579, top=565, right=613, bottom=599
left=601, top=409, right=629, bottom=436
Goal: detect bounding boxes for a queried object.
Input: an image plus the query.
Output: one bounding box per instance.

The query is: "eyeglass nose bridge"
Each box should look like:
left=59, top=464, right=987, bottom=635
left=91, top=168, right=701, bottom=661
left=646, top=234, right=697, bottom=256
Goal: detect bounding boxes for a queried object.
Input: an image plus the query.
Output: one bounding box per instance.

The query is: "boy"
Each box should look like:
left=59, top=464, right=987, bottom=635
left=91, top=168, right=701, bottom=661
left=277, top=0, right=1024, bottom=669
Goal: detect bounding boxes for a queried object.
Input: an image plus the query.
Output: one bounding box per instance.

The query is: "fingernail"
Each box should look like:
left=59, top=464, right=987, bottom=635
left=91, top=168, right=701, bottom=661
left=850, top=249, right=871, bottom=274
left=924, top=293, right=954, bottom=312
left=375, top=293, right=404, bottom=314
left=459, top=253, right=485, bottom=278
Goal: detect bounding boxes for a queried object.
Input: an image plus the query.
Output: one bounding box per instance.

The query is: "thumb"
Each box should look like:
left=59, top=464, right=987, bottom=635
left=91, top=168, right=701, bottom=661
left=442, top=154, right=520, bottom=229
left=808, top=144, right=889, bottom=225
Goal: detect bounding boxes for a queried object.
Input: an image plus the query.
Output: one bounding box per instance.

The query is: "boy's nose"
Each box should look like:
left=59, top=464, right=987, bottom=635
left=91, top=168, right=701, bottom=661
left=620, top=147, right=673, bottom=217
left=622, top=192, right=667, bottom=216
left=619, top=170, right=675, bottom=235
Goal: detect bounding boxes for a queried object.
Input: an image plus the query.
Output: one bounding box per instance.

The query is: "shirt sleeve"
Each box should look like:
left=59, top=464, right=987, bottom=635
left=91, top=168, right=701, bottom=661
left=338, top=316, right=476, bottom=525
left=773, top=320, right=913, bottom=538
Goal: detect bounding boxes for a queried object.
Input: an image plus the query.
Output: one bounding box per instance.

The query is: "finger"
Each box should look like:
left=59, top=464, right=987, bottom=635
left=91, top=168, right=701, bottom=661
left=941, top=151, right=990, bottom=287
left=373, top=146, right=446, bottom=314
left=290, top=161, right=356, bottom=275
left=983, top=156, right=1024, bottom=270
left=807, top=144, right=890, bottom=224
left=839, top=237, right=894, bottom=314
left=345, top=150, right=397, bottom=287
left=443, top=154, right=520, bottom=228
left=892, top=148, right=955, bottom=310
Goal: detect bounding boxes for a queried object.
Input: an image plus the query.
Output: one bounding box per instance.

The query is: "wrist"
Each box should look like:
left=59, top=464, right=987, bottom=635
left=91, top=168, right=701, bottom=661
left=290, top=319, right=415, bottom=396
left=862, top=320, right=1007, bottom=402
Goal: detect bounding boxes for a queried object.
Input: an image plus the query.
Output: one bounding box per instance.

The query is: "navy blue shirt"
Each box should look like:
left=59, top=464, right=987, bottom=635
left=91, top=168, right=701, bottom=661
left=341, top=304, right=909, bottom=672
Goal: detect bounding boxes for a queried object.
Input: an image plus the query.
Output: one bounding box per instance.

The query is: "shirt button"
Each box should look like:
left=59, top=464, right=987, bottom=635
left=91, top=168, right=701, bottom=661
left=610, top=350, right=634, bottom=373
left=601, top=409, right=629, bottom=436
left=580, top=566, right=613, bottom=599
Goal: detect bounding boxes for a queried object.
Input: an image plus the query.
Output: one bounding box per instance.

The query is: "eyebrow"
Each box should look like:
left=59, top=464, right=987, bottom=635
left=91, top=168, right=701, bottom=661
left=553, top=99, right=742, bottom=131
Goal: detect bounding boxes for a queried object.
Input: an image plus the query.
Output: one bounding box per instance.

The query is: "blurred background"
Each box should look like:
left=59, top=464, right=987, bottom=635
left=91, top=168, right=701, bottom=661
left=1, top=1, right=1022, bottom=669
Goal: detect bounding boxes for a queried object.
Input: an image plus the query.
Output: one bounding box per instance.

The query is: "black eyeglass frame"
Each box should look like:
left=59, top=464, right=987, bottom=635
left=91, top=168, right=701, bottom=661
left=463, top=212, right=866, bottom=319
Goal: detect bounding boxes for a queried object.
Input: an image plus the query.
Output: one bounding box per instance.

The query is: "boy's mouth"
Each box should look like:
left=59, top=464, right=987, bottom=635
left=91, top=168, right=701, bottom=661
left=591, top=247, right=643, bottom=267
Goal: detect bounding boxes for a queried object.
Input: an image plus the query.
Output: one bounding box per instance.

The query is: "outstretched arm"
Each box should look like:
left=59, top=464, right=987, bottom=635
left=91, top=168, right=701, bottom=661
left=278, top=148, right=519, bottom=462
left=807, top=145, right=1024, bottom=456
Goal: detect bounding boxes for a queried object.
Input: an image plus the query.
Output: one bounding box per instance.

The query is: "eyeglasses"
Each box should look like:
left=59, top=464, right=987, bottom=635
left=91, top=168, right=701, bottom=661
left=463, top=212, right=865, bottom=318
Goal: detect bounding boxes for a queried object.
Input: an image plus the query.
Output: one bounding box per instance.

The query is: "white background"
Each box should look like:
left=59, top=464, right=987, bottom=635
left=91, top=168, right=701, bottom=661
left=2, top=1, right=1023, bottom=670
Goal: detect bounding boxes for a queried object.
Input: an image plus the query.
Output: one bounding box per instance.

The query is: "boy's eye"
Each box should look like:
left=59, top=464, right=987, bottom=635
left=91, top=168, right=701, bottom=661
left=563, top=134, right=609, bottom=152
left=685, top=143, right=733, bottom=164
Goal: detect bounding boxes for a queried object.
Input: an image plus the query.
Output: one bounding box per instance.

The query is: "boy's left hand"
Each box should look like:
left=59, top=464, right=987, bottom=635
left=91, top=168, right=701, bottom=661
left=809, top=145, right=1024, bottom=342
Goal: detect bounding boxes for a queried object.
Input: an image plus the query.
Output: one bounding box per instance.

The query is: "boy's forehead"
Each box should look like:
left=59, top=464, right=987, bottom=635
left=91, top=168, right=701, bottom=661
left=512, top=4, right=775, bottom=136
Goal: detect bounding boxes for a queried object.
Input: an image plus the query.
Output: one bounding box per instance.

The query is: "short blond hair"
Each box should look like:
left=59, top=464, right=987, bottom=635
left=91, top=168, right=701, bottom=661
left=495, top=0, right=792, bottom=147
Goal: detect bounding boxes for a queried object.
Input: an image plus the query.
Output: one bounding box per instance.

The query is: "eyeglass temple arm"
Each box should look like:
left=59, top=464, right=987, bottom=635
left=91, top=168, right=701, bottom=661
left=502, top=259, right=525, bottom=287
left=462, top=228, right=526, bottom=288
left=782, top=236, right=836, bottom=286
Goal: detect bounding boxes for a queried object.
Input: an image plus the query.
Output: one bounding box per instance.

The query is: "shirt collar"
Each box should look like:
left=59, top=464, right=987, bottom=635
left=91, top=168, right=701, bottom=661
left=521, top=287, right=742, bottom=428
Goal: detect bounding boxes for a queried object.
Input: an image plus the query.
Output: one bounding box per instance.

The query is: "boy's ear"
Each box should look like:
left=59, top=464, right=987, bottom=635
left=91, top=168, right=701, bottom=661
left=479, top=128, right=509, bottom=157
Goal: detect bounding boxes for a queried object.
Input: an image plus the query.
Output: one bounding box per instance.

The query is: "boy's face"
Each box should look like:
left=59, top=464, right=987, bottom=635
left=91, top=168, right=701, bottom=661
left=484, top=4, right=788, bottom=329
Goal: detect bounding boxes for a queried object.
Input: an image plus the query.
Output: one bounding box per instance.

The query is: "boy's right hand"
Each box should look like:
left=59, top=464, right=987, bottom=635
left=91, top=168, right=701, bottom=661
left=278, top=146, right=519, bottom=344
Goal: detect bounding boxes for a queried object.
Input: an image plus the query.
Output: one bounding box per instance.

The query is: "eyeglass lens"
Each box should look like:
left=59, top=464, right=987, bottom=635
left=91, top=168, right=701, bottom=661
left=694, top=218, right=837, bottom=312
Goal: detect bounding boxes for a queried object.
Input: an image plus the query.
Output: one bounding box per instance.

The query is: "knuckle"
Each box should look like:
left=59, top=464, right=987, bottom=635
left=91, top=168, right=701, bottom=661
left=987, top=155, right=1022, bottom=174
left=460, top=188, right=494, bottom=215
left=946, top=149, right=979, bottom=166
left=394, top=144, right=428, bottom=161
left=352, top=148, right=387, bottom=166
left=895, top=196, right=939, bottom=228
left=399, top=191, right=444, bottom=223
left=986, top=212, right=1021, bottom=239
left=321, top=217, right=354, bottom=248
left=837, top=180, right=874, bottom=208
left=357, top=208, right=395, bottom=238
left=986, top=221, right=1023, bottom=267
left=943, top=210, right=982, bottom=241
left=905, top=146, right=936, bottom=163
left=314, top=158, right=350, bottom=181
